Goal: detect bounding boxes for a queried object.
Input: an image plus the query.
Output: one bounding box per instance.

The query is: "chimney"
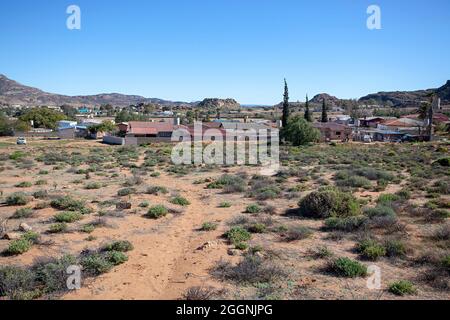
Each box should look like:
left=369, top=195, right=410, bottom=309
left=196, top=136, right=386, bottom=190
left=174, top=117, right=181, bottom=126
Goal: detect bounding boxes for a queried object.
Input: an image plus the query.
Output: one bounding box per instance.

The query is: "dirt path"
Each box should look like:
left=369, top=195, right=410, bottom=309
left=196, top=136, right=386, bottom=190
left=63, top=173, right=234, bottom=300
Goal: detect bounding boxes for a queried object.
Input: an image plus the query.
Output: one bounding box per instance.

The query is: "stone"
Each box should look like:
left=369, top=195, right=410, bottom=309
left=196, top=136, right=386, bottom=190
left=227, top=248, right=241, bottom=256
left=116, top=202, right=132, bottom=210
left=19, top=223, right=32, bottom=232
left=3, top=232, right=21, bottom=240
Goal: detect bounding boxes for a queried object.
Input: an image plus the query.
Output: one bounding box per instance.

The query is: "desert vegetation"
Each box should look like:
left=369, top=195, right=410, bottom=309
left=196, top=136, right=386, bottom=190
left=0, top=139, right=448, bottom=300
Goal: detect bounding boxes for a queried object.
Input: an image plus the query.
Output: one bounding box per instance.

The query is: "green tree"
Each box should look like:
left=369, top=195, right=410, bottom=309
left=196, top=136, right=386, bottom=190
left=321, top=98, right=328, bottom=123
left=282, top=79, right=290, bottom=127
left=88, top=121, right=117, bottom=134
left=304, top=94, right=312, bottom=122
left=282, top=115, right=320, bottom=146
left=19, top=107, right=67, bottom=130
left=114, top=110, right=146, bottom=123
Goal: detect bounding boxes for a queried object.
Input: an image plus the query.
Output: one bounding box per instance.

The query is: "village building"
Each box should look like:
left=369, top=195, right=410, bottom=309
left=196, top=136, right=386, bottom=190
left=312, top=122, right=352, bottom=142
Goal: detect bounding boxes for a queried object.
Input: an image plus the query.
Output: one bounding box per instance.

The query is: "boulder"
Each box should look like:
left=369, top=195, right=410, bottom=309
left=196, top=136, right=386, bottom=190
left=19, top=223, right=32, bottom=232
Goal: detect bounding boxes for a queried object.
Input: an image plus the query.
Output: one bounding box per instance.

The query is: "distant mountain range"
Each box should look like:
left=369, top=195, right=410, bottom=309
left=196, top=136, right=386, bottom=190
left=0, top=74, right=449, bottom=109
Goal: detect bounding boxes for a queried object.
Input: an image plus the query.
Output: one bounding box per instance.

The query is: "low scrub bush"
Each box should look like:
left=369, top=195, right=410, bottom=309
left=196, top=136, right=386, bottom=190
left=298, top=187, right=360, bottom=219
left=212, top=254, right=287, bottom=285
left=117, top=187, right=137, bottom=197
left=54, top=211, right=83, bottom=223
left=388, top=280, right=417, bottom=296
left=51, top=196, right=87, bottom=212
left=48, top=223, right=68, bottom=234
left=146, top=186, right=168, bottom=195
left=200, top=222, right=218, bottom=231
left=224, top=227, right=251, bottom=244
left=144, top=205, right=168, bottom=219
left=15, top=181, right=32, bottom=188
left=327, top=257, right=367, bottom=278
left=324, top=216, right=368, bottom=232
left=103, top=240, right=134, bottom=252
left=364, top=205, right=396, bottom=219
left=283, top=226, right=313, bottom=241
left=245, top=204, right=262, bottom=214
left=6, top=192, right=30, bottom=206
left=170, top=196, right=190, bottom=206
left=12, top=208, right=34, bottom=219
left=356, top=239, right=386, bottom=261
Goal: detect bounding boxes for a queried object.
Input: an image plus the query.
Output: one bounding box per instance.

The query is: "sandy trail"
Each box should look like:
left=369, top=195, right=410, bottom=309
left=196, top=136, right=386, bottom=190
left=63, top=173, right=231, bottom=300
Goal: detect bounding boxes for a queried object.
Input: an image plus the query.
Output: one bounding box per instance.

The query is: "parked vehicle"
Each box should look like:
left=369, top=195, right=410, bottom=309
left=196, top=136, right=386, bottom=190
left=16, top=137, right=27, bottom=145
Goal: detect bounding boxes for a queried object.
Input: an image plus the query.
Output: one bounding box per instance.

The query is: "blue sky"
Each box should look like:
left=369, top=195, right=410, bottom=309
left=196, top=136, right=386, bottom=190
left=0, top=0, right=449, bottom=104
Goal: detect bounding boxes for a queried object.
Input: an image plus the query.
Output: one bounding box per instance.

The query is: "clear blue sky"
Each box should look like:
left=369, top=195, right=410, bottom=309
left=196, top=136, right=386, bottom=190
left=1, top=0, right=449, bottom=104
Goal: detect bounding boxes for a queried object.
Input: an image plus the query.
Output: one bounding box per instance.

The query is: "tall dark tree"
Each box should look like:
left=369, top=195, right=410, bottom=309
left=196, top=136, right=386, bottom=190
left=304, top=94, right=312, bottom=122
left=321, top=98, right=328, bottom=123
left=282, top=79, right=290, bottom=127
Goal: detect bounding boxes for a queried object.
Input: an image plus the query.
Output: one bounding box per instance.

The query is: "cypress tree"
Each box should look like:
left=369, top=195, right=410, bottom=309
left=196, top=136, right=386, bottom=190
left=304, top=94, right=312, bottom=122
left=321, top=98, right=328, bottom=123
left=282, top=79, right=290, bottom=127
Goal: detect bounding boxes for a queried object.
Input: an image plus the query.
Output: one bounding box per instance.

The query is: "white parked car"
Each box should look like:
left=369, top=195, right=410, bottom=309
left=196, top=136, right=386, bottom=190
left=16, top=137, right=27, bottom=145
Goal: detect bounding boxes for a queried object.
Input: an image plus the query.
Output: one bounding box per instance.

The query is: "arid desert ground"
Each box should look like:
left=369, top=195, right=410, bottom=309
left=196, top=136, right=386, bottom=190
left=0, top=137, right=449, bottom=300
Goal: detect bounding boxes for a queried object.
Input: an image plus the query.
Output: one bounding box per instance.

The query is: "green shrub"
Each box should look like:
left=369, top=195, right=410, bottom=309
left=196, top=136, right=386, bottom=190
left=234, top=242, right=248, bottom=250
left=0, top=266, right=36, bottom=299
left=54, top=211, right=83, bottom=223
left=247, top=223, right=267, bottom=234
left=385, top=239, right=407, bottom=258
left=436, top=157, right=450, bottom=167
left=144, top=205, right=168, bottom=219
left=15, top=181, right=32, bottom=188
left=9, top=151, right=26, bottom=160
left=441, top=255, right=450, bottom=272
left=284, top=226, right=313, bottom=241
left=225, top=227, right=251, bottom=244
left=364, top=205, right=396, bottom=219
left=32, top=190, right=48, bottom=199
left=356, top=239, right=386, bottom=261
left=51, top=196, right=86, bottom=212
left=105, top=251, right=128, bottom=265
left=139, top=201, right=150, bottom=208
left=117, top=187, right=136, bottom=196
left=336, top=175, right=371, bottom=188
left=200, top=222, right=218, bottom=231
left=85, top=182, right=102, bottom=190
left=48, top=223, right=68, bottom=234
left=328, top=257, right=367, bottom=278
left=81, top=224, right=95, bottom=233
left=207, top=175, right=246, bottom=193
left=5, top=239, right=32, bottom=255
left=170, top=196, right=190, bottom=206
left=298, top=187, right=360, bottom=219
left=219, top=201, right=232, bottom=208
left=35, top=179, right=47, bottom=186
left=146, top=186, right=168, bottom=195
left=103, top=240, right=134, bottom=252
left=11, top=208, right=34, bottom=219
left=81, top=254, right=114, bottom=275
left=6, top=192, right=29, bottom=206
left=388, top=280, right=417, bottom=296
left=377, top=193, right=400, bottom=205
left=324, top=216, right=367, bottom=232
left=33, top=255, right=77, bottom=294
left=245, top=204, right=262, bottom=214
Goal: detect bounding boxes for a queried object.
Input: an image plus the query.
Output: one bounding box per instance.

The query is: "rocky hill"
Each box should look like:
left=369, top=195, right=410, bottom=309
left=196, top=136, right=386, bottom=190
left=0, top=74, right=190, bottom=107
left=359, top=81, right=450, bottom=107
left=196, top=98, right=241, bottom=110
left=309, top=93, right=342, bottom=106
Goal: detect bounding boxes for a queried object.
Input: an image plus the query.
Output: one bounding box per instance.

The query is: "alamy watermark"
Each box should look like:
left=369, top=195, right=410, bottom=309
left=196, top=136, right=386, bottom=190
left=367, top=5, right=382, bottom=30
left=66, top=265, right=81, bottom=290
left=66, top=5, right=81, bottom=30
left=171, top=122, right=280, bottom=173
